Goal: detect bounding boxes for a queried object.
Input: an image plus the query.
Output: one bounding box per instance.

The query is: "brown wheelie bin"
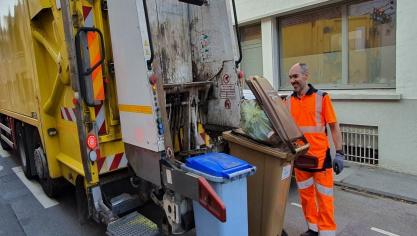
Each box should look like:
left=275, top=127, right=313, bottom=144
left=224, top=131, right=308, bottom=236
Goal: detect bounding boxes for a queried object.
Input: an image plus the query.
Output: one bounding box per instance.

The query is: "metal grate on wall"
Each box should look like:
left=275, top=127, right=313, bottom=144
left=340, top=124, right=379, bottom=165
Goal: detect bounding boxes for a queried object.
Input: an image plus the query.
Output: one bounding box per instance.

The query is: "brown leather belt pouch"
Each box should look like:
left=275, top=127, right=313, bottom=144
left=294, top=155, right=319, bottom=169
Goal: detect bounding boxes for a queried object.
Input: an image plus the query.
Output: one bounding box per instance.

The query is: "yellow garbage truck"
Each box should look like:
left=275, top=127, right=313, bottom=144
left=0, top=0, right=245, bottom=234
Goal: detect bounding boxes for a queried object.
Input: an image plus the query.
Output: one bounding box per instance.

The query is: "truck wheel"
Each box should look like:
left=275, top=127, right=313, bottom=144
left=16, top=123, right=36, bottom=179
left=40, top=175, right=64, bottom=198
left=33, top=146, right=63, bottom=198
left=0, top=116, right=11, bottom=151
left=31, top=128, right=66, bottom=199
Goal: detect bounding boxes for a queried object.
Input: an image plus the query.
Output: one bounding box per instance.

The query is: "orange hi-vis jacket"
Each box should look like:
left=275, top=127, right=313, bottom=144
left=286, top=84, right=337, bottom=169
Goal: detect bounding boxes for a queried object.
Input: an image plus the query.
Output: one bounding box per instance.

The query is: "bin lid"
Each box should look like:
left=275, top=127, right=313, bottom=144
left=185, top=153, right=255, bottom=180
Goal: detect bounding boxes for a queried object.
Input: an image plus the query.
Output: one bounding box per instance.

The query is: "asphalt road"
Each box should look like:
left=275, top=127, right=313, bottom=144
left=1, top=148, right=416, bottom=236
left=0, top=149, right=105, bottom=236
left=284, top=181, right=417, bottom=236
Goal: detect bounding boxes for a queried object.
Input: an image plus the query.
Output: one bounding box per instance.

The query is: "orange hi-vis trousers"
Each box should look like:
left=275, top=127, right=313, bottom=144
left=295, top=168, right=336, bottom=236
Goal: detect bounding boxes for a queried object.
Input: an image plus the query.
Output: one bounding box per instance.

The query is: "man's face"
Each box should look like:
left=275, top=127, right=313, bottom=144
left=288, top=65, right=308, bottom=93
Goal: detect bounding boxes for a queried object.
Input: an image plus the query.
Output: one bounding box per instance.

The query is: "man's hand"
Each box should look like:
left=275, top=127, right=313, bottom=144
left=333, top=150, right=344, bottom=175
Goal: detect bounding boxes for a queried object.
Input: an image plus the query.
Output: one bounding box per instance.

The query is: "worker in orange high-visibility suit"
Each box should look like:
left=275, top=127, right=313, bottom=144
left=285, top=63, right=344, bottom=236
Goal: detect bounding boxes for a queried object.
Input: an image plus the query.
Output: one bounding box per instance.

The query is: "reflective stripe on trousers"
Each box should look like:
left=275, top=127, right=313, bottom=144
left=297, top=177, right=314, bottom=189
left=316, top=182, right=334, bottom=196
left=295, top=168, right=336, bottom=233
left=320, top=230, right=336, bottom=236
left=308, top=222, right=318, bottom=232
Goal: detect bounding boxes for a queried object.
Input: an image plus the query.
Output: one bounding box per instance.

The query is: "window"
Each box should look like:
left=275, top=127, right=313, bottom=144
left=348, top=1, right=396, bottom=86
left=279, top=0, right=396, bottom=89
left=240, top=24, right=263, bottom=80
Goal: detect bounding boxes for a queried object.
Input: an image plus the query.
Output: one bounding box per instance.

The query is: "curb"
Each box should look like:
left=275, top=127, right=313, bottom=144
left=335, top=181, right=417, bottom=205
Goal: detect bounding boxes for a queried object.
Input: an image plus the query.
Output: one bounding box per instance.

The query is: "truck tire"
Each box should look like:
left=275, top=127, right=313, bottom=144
left=40, top=175, right=65, bottom=198
left=33, top=146, right=65, bottom=198
left=16, top=123, right=36, bottom=179
left=31, top=129, right=65, bottom=198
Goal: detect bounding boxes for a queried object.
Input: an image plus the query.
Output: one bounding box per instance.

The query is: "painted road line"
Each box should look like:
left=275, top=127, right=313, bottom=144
left=291, top=202, right=302, bottom=208
left=370, top=227, right=400, bottom=236
left=12, top=166, right=59, bottom=208
left=0, top=149, right=10, bottom=158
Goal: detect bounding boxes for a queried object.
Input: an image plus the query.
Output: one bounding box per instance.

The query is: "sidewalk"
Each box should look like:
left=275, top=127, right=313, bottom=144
left=334, top=163, right=417, bottom=204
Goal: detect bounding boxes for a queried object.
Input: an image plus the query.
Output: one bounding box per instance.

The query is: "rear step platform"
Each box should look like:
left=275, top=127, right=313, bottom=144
left=106, top=212, right=160, bottom=236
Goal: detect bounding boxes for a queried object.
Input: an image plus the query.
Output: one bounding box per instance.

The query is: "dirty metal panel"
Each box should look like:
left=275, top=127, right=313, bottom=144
left=189, top=0, right=241, bottom=128
left=207, top=61, right=241, bottom=128
left=189, top=0, right=237, bottom=81
left=147, top=0, right=193, bottom=84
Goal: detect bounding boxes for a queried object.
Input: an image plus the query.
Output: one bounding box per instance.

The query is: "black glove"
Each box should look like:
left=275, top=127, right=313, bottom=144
left=333, top=150, right=344, bottom=175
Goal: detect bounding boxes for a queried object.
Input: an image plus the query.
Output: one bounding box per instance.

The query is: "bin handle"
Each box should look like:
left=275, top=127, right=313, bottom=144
left=293, top=143, right=310, bottom=156
left=226, top=167, right=256, bottom=180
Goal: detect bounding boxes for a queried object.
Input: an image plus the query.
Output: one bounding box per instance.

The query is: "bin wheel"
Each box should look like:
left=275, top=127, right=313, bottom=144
left=281, top=229, right=288, bottom=236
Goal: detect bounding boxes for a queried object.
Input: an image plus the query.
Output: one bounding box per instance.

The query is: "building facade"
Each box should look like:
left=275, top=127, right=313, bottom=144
left=236, top=0, right=417, bottom=175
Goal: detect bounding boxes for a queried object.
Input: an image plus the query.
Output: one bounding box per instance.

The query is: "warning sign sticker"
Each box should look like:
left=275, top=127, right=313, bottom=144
left=220, top=74, right=236, bottom=98
left=222, top=74, right=230, bottom=84
left=224, top=99, right=231, bottom=109
left=220, top=85, right=236, bottom=98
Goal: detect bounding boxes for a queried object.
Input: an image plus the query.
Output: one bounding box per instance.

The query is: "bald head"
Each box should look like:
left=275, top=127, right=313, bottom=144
left=289, top=63, right=309, bottom=76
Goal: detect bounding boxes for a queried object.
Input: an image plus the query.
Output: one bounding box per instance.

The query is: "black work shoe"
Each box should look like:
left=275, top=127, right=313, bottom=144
left=300, top=229, right=319, bottom=236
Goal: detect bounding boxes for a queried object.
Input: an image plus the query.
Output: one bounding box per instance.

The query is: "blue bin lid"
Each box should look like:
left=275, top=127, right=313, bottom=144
left=185, top=153, right=254, bottom=180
